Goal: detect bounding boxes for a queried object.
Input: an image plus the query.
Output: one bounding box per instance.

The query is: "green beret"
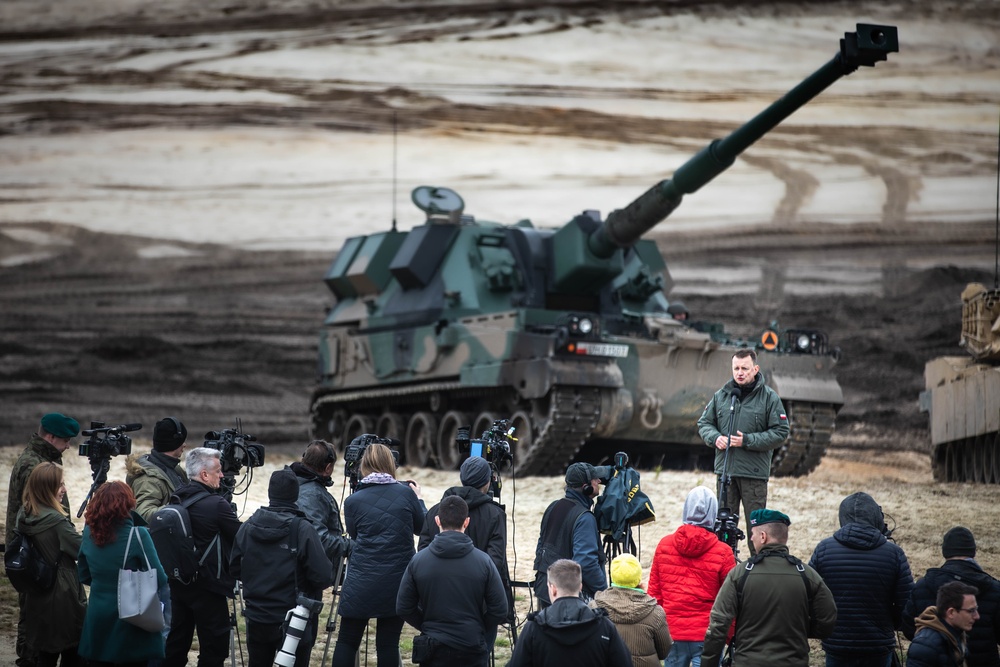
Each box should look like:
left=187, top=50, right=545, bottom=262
left=750, top=508, right=791, bottom=527
left=40, top=413, right=80, bottom=439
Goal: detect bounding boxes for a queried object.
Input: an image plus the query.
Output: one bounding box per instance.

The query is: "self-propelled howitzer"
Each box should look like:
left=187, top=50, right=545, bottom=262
left=311, top=24, right=899, bottom=477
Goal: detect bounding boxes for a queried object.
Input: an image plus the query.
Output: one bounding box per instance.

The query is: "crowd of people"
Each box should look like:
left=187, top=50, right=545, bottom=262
left=5, top=402, right=1000, bottom=667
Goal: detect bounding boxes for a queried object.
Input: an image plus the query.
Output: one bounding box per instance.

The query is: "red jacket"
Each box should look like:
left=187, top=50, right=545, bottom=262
left=648, top=524, right=736, bottom=641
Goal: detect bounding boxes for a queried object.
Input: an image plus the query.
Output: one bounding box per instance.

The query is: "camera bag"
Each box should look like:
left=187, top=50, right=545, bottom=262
left=148, top=490, right=216, bottom=584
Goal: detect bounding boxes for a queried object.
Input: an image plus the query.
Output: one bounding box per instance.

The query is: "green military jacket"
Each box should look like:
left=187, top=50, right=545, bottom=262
left=697, top=373, right=790, bottom=480
left=702, top=544, right=837, bottom=667
left=125, top=452, right=189, bottom=521
left=6, top=435, right=69, bottom=545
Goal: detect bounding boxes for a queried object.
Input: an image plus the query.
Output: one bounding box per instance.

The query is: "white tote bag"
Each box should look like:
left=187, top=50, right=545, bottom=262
left=118, top=526, right=165, bottom=632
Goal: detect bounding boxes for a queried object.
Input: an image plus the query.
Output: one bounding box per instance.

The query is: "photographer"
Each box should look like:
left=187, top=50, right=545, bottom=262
left=7, top=411, right=79, bottom=667
left=163, top=447, right=242, bottom=667
left=126, top=417, right=189, bottom=521
left=231, top=469, right=333, bottom=667
left=330, top=443, right=426, bottom=667
left=289, top=440, right=352, bottom=567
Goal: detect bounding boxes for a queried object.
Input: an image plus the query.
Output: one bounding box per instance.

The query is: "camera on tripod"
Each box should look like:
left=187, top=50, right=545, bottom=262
left=456, top=419, right=514, bottom=469
left=713, top=506, right=745, bottom=554
left=78, top=421, right=140, bottom=460
left=203, top=421, right=264, bottom=475
left=344, top=433, right=400, bottom=490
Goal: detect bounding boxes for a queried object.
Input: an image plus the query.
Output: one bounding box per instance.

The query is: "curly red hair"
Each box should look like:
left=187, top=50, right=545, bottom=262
left=84, top=481, right=136, bottom=546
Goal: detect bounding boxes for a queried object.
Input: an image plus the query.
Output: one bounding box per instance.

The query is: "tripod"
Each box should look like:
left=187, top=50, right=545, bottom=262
left=714, top=388, right=746, bottom=560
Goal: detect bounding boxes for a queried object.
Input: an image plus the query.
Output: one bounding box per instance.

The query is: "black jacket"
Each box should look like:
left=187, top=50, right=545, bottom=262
left=808, top=492, right=913, bottom=655
left=506, top=595, right=632, bottom=667
left=419, top=485, right=512, bottom=615
left=230, top=504, right=333, bottom=624
left=172, top=481, right=242, bottom=597
left=907, top=607, right=968, bottom=667
left=904, top=559, right=1000, bottom=667
left=289, top=462, right=351, bottom=565
left=397, top=530, right=507, bottom=652
left=339, top=479, right=425, bottom=618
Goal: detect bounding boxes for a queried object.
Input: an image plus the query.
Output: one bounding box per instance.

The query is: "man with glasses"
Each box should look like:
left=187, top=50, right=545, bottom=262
left=907, top=581, right=979, bottom=667
left=904, top=527, right=1000, bottom=667
left=6, top=411, right=80, bottom=667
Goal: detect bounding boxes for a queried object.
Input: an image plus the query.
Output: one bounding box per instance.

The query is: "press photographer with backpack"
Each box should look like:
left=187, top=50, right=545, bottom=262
left=14, top=462, right=87, bottom=667
left=161, top=447, right=242, bottom=667
left=231, top=469, right=333, bottom=667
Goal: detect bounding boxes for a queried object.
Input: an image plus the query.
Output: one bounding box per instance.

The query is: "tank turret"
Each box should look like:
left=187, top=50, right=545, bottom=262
left=311, top=24, right=899, bottom=477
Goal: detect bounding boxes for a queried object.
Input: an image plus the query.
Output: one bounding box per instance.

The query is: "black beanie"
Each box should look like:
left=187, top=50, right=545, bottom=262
left=942, top=526, right=976, bottom=558
left=153, top=417, right=187, bottom=452
left=269, top=469, right=300, bottom=505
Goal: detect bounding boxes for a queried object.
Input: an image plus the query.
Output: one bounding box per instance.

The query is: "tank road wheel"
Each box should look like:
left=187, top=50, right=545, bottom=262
left=313, top=407, right=348, bottom=456
left=472, top=412, right=496, bottom=440
left=405, top=412, right=438, bottom=468
left=343, top=414, right=374, bottom=455
left=436, top=411, right=468, bottom=471
left=508, top=410, right=534, bottom=474
left=376, top=412, right=407, bottom=455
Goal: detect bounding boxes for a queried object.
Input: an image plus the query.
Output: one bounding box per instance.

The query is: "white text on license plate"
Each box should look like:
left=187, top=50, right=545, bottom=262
left=575, top=342, right=629, bottom=358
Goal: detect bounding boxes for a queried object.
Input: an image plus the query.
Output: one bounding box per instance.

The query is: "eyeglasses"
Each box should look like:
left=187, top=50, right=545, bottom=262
left=960, top=607, right=979, bottom=614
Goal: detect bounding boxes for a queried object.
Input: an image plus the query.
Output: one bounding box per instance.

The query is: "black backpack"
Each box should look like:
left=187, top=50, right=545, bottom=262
left=149, top=491, right=217, bottom=584
left=5, top=531, right=57, bottom=594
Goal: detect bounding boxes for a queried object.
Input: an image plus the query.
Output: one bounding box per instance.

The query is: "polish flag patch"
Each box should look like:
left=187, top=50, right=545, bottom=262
left=779, top=414, right=787, bottom=420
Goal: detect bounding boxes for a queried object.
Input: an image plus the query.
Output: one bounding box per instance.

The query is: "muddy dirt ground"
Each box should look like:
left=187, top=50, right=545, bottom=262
left=1, top=0, right=999, bottom=664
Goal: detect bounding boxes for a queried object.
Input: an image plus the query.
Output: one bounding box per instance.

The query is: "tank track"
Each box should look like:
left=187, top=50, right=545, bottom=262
left=932, top=430, right=1000, bottom=484
left=771, top=401, right=837, bottom=477
left=513, top=385, right=604, bottom=477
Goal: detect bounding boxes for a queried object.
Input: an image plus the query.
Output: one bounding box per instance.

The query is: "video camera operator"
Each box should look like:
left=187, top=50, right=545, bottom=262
left=288, top=440, right=352, bottom=567
left=330, top=442, right=426, bottom=667
left=163, top=447, right=242, bottom=667
left=126, top=416, right=190, bottom=521
left=231, top=469, right=333, bottom=667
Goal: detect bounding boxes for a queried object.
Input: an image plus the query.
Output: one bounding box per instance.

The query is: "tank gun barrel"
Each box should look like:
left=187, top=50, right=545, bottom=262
left=588, top=23, right=898, bottom=259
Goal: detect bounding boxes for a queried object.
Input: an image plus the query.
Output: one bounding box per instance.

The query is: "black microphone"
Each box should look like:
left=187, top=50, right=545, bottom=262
left=729, top=386, right=742, bottom=410
left=120, top=423, right=143, bottom=432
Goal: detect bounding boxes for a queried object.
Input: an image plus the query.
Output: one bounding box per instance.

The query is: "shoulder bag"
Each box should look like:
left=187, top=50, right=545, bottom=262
left=118, top=526, right=165, bottom=632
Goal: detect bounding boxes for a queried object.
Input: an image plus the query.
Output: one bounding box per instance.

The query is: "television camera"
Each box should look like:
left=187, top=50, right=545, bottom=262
left=456, top=418, right=516, bottom=500
left=203, top=419, right=264, bottom=501
left=76, top=420, right=142, bottom=517
left=344, top=433, right=401, bottom=492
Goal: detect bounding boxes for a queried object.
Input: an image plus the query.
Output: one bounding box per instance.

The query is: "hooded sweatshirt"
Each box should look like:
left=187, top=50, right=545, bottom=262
left=808, top=491, right=913, bottom=655
left=594, top=586, right=673, bottom=667
left=648, top=487, right=736, bottom=641
left=508, top=595, right=633, bottom=667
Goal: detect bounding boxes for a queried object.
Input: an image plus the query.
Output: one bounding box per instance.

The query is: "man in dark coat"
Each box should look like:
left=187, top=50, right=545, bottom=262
left=509, top=558, right=632, bottom=667
left=908, top=581, right=979, bottom=667
left=533, top=462, right=608, bottom=606
left=231, top=469, right=333, bottom=667
left=289, top=440, right=352, bottom=568
left=697, top=348, right=789, bottom=555
left=163, top=447, right=242, bottom=667
left=809, top=491, right=913, bottom=666
left=398, top=495, right=508, bottom=667
left=904, top=526, right=1000, bottom=667
left=6, top=411, right=79, bottom=667
left=419, top=456, right=513, bottom=622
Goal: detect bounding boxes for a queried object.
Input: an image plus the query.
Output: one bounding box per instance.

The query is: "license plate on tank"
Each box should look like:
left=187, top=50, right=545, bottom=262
left=575, top=342, right=629, bottom=358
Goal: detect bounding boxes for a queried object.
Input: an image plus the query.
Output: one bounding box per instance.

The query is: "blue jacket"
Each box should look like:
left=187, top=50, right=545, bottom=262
left=534, top=488, right=607, bottom=601
left=808, top=492, right=913, bottom=655
left=339, top=479, right=425, bottom=618
left=907, top=606, right=967, bottom=667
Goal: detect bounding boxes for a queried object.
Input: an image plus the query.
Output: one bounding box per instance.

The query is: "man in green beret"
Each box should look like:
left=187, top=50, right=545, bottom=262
left=703, top=508, right=837, bottom=667
left=6, top=411, right=80, bottom=667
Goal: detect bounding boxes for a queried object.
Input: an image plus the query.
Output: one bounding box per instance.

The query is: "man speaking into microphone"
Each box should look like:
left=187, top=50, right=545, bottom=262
left=697, top=349, right=789, bottom=556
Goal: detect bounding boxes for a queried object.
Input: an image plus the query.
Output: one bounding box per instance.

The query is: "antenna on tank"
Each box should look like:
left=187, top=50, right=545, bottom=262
left=392, top=110, right=398, bottom=233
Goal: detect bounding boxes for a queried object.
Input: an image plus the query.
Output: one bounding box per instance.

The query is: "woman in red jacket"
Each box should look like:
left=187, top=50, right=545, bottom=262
left=648, top=486, right=736, bottom=667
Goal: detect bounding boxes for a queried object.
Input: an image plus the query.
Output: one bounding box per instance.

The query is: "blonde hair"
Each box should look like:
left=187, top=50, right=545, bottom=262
left=23, top=462, right=68, bottom=518
left=360, top=442, right=396, bottom=478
